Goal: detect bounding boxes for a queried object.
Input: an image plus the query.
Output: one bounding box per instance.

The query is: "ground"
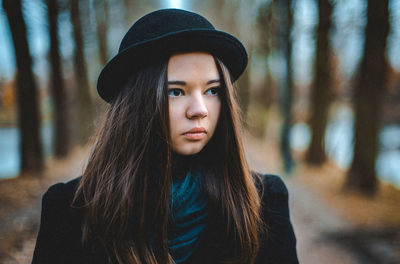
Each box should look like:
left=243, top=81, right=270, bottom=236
left=0, top=134, right=399, bottom=263
left=0, top=145, right=90, bottom=263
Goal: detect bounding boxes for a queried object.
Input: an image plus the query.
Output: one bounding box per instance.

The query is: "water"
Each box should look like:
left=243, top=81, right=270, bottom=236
left=291, top=107, right=400, bottom=188
left=376, top=126, right=400, bottom=186
left=0, top=127, right=19, bottom=177
left=0, top=122, right=53, bottom=178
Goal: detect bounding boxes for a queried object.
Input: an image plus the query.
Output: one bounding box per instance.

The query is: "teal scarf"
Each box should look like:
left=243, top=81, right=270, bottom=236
left=168, top=167, right=208, bottom=263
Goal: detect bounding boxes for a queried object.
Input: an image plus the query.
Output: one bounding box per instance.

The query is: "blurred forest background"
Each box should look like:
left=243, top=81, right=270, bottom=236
left=0, top=0, right=399, bottom=263
left=1, top=0, right=399, bottom=193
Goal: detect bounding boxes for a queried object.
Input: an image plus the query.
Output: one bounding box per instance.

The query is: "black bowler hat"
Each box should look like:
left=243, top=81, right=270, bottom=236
left=97, top=8, right=248, bottom=103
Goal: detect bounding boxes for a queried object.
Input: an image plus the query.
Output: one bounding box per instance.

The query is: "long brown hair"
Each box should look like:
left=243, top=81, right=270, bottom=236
left=73, top=56, right=263, bottom=263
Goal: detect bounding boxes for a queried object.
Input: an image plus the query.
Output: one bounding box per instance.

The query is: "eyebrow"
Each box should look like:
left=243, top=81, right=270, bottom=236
left=167, top=79, right=221, bottom=86
left=207, top=79, right=221, bottom=85
left=167, top=80, right=186, bottom=86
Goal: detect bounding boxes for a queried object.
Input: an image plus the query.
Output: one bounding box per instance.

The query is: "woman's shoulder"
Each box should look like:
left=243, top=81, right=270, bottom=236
left=252, top=173, right=289, bottom=199
left=253, top=173, right=292, bottom=218
left=253, top=173, right=299, bottom=263
left=42, top=176, right=82, bottom=205
left=33, top=176, right=86, bottom=264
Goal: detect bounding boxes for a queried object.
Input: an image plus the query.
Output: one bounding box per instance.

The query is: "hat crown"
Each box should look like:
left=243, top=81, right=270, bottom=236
left=97, top=8, right=247, bottom=103
left=119, top=9, right=215, bottom=53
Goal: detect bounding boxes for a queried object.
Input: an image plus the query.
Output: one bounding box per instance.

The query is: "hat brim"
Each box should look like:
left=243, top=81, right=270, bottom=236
left=97, top=29, right=248, bottom=103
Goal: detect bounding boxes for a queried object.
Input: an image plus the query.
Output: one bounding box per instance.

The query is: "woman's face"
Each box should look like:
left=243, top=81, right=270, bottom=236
left=167, top=52, right=222, bottom=155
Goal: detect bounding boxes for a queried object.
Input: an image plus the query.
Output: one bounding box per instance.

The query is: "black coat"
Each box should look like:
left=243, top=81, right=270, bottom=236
left=32, top=174, right=299, bottom=264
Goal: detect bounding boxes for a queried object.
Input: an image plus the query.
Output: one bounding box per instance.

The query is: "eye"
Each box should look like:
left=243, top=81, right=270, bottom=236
left=168, top=88, right=184, bottom=97
left=206, top=87, right=220, bottom=96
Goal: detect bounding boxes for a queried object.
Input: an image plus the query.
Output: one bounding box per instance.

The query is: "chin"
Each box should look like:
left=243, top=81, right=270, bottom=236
left=173, top=143, right=206, bottom=156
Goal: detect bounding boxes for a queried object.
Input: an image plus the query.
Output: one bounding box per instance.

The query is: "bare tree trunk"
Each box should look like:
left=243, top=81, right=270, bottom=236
left=2, top=0, right=44, bottom=173
left=46, top=0, right=69, bottom=158
left=123, top=0, right=134, bottom=27
left=256, top=1, right=279, bottom=119
left=237, top=45, right=252, bottom=117
left=277, top=0, right=294, bottom=173
left=222, top=0, right=251, bottom=117
left=70, top=0, right=93, bottom=144
left=305, top=0, right=333, bottom=165
left=344, top=0, right=390, bottom=196
left=94, top=0, right=109, bottom=66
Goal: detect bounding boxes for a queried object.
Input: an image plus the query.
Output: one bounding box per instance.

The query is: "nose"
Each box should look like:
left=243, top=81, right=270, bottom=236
left=186, top=93, right=208, bottom=119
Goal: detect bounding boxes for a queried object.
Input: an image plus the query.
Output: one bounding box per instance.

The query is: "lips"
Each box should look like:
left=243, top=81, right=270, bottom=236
left=183, top=127, right=207, bottom=140
left=185, top=127, right=206, bottom=134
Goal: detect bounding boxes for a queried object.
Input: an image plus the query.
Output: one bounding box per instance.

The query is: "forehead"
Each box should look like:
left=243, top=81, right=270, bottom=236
left=167, top=52, right=219, bottom=80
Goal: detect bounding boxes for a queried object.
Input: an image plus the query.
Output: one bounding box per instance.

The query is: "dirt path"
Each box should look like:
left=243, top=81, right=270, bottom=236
left=283, top=179, right=358, bottom=263
left=244, top=135, right=359, bottom=264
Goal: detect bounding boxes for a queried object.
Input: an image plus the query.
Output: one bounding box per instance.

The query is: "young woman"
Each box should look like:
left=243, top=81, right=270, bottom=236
left=32, top=9, right=298, bottom=264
